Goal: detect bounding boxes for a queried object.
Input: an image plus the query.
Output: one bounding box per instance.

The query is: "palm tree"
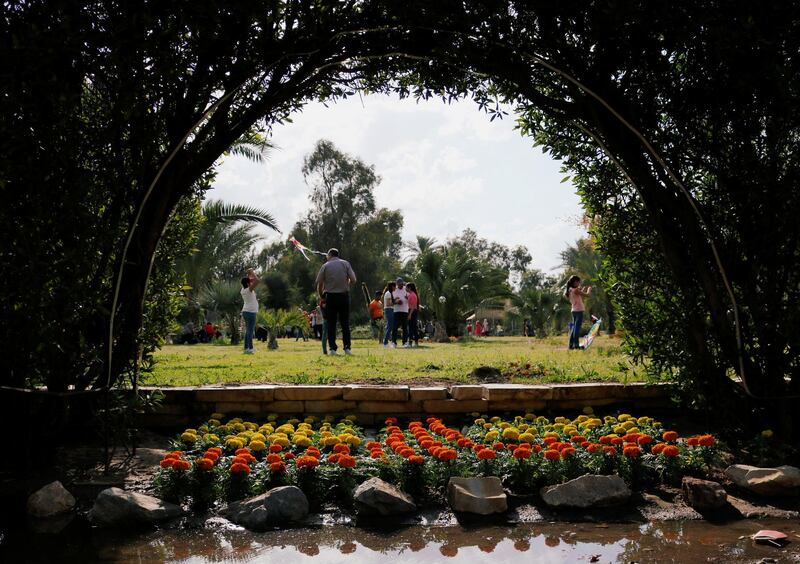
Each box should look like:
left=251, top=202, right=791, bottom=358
left=179, top=200, right=280, bottom=320
left=199, top=280, right=245, bottom=344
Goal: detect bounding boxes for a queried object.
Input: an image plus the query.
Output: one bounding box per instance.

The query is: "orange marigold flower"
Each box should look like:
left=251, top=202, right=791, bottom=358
left=195, top=458, right=214, bottom=471
left=543, top=437, right=557, bottom=446
left=284, top=452, right=296, bottom=460
left=623, top=446, right=642, bottom=457
left=204, top=451, right=220, bottom=462
left=230, top=462, right=251, bottom=474
left=651, top=443, right=667, bottom=455
left=477, top=449, right=497, bottom=461
left=386, top=425, right=401, bottom=434
left=385, top=417, right=398, bottom=426
left=637, top=435, right=653, bottom=445
left=622, top=433, right=640, bottom=444
left=560, top=447, right=576, bottom=459
left=456, top=438, right=469, bottom=448
left=570, top=435, right=587, bottom=443
left=338, top=455, right=357, bottom=469
left=206, top=447, right=222, bottom=455
left=603, top=446, right=617, bottom=456
left=611, top=437, right=625, bottom=446
left=370, top=451, right=383, bottom=459
left=409, top=455, right=425, bottom=465
left=473, top=444, right=486, bottom=452
left=587, top=443, right=602, bottom=454
left=686, top=437, right=700, bottom=447
left=492, top=442, right=505, bottom=451
left=532, top=444, right=542, bottom=453
left=437, top=449, right=458, bottom=462
left=235, top=448, right=251, bottom=456
left=543, top=449, right=561, bottom=461
left=296, top=455, right=319, bottom=469
left=328, top=453, right=341, bottom=464
left=333, top=443, right=351, bottom=455
left=662, top=445, right=680, bottom=457
left=662, top=431, right=679, bottom=442
left=698, top=435, right=715, bottom=447
left=270, top=461, right=287, bottom=473
left=165, top=452, right=181, bottom=460
left=599, top=435, right=612, bottom=444
left=159, top=458, right=175, bottom=468
left=419, top=439, right=434, bottom=449
left=513, top=448, right=531, bottom=460
left=305, top=447, right=321, bottom=458
left=269, top=444, right=283, bottom=453
left=366, top=441, right=381, bottom=450
left=266, top=453, right=282, bottom=464
left=580, top=441, right=591, bottom=449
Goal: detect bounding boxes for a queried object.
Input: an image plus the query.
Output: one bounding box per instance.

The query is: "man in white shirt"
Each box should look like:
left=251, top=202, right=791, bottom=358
left=315, top=248, right=357, bottom=355
left=240, top=268, right=260, bottom=354
left=392, top=277, right=410, bottom=347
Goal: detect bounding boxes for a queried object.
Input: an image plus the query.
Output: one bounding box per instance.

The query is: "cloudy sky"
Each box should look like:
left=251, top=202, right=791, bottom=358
left=213, top=93, right=587, bottom=272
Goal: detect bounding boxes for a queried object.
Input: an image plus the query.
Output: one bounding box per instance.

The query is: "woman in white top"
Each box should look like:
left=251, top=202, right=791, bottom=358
left=381, top=281, right=397, bottom=347
left=240, top=268, right=260, bottom=353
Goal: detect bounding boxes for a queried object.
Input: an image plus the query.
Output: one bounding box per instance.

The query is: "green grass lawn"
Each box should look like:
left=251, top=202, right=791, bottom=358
left=148, top=335, right=646, bottom=387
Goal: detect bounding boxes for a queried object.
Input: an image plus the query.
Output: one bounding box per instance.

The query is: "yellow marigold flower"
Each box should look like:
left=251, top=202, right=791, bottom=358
left=244, top=422, right=257, bottom=430
left=554, top=423, right=565, bottom=431
left=474, top=418, right=486, bottom=426
left=184, top=428, right=197, bottom=434
left=518, top=433, right=536, bottom=443
left=563, top=426, right=577, bottom=435
left=226, top=438, right=244, bottom=449
left=345, top=435, right=361, bottom=446
left=544, top=424, right=555, bottom=432
left=304, top=417, right=316, bottom=424
left=583, top=422, right=599, bottom=430
left=320, top=431, right=333, bottom=438
left=277, top=424, right=294, bottom=434
left=238, top=431, right=253, bottom=440
left=251, top=433, right=266, bottom=442
left=198, top=425, right=209, bottom=434
left=519, top=424, right=529, bottom=432
left=229, top=417, right=243, bottom=424
left=273, top=437, right=290, bottom=448
left=621, top=421, right=635, bottom=431
left=544, top=431, right=559, bottom=439
left=627, top=427, right=640, bottom=434
left=576, top=415, right=589, bottom=423
left=323, top=436, right=341, bottom=446
left=536, top=416, right=549, bottom=424
left=499, top=422, right=511, bottom=429
left=613, top=425, right=627, bottom=434
left=469, top=412, right=481, bottom=418
left=604, top=416, right=618, bottom=424
left=323, top=415, right=335, bottom=423
left=232, top=423, right=245, bottom=433
left=294, top=436, right=312, bottom=447
left=636, top=417, right=649, bottom=425
left=524, top=413, right=536, bottom=421
left=652, top=421, right=662, bottom=428
left=208, top=419, right=221, bottom=427
left=490, top=416, right=501, bottom=423
left=583, top=406, right=594, bottom=415
left=502, top=428, right=520, bottom=441
left=554, top=417, right=567, bottom=424
left=181, top=432, right=197, bottom=443
left=342, top=427, right=355, bottom=435
left=211, top=413, right=225, bottom=421
left=514, top=416, right=524, bottom=423
left=345, top=415, right=358, bottom=422
left=485, top=431, right=499, bottom=442
left=483, top=423, right=493, bottom=430
left=618, top=414, right=632, bottom=422
left=267, top=414, right=278, bottom=422
left=287, top=418, right=300, bottom=425
left=202, top=433, right=220, bottom=443
left=250, top=440, right=266, bottom=452
left=761, top=429, right=773, bottom=438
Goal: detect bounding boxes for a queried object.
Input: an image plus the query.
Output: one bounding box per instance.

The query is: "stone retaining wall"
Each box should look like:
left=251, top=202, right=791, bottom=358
left=139, top=382, right=673, bottom=428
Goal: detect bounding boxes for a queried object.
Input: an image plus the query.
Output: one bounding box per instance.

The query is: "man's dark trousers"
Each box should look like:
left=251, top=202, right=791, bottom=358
left=325, top=292, right=351, bottom=351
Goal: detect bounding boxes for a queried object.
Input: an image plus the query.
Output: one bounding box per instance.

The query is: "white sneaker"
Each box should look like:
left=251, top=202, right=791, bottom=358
left=329, top=350, right=338, bottom=356
left=403, top=343, right=412, bottom=348
left=344, top=349, right=352, bottom=356
left=244, top=349, right=253, bottom=354
left=383, top=343, right=390, bottom=348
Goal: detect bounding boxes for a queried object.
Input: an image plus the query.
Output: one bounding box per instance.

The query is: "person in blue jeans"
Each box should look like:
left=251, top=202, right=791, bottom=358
left=381, top=281, right=397, bottom=348
left=240, top=268, right=261, bottom=353
left=565, top=275, right=592, bottom=350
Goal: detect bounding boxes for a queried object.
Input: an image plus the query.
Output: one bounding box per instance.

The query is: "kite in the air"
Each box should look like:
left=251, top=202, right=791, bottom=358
left=289, top=236, right=326, bottom=261
left=583, top=316, right=602, bottom=349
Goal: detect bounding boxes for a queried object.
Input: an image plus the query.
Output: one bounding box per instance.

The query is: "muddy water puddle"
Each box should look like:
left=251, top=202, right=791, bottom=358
left=3, top=518, right=800, bottom=563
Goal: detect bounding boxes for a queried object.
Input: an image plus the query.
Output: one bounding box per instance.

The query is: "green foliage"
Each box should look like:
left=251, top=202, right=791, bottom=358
left=200, top=280, right=245, bottom=345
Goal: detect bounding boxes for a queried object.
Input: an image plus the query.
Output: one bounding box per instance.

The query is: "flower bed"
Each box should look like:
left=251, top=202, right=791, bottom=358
left=154, top=409, right=720, bottom=508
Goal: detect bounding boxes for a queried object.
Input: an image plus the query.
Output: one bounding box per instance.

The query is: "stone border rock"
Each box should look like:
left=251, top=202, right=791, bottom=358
left=138, top=382, right=672, bottom=428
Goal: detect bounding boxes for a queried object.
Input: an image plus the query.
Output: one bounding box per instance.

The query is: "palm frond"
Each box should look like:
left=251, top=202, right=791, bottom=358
left=202, top=199, right=281, bottom=233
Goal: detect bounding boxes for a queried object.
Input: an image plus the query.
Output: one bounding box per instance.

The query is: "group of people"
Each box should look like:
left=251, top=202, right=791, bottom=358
left=466, top=318, right=493, bottom=337
left=369, top=278, right=421, bottom=348
left=238, top=247, right=594, bottom=354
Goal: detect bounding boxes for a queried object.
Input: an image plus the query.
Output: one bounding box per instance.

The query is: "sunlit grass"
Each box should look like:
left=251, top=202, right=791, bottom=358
left=148, top=335, right=645, bottom=387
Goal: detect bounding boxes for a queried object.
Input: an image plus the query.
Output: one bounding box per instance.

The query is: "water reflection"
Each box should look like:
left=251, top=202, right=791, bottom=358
left=2, top=518, right=798, bottom=563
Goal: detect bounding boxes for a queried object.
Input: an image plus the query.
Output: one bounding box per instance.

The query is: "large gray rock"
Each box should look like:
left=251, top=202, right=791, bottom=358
left=681, top=477, right=728, bottom=510
left=725, top=465, right=800, bottom=497
left=447, top=477, right=507, bottom=515
left=223, top=486, right=308, bottom=530
left=540, top=474, right=631, bottom=508
left=353, top=477, right=416, bottom=516
left=27, top=481, right=76, bottom=518
left=89, top=487, right=183, bottom=527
